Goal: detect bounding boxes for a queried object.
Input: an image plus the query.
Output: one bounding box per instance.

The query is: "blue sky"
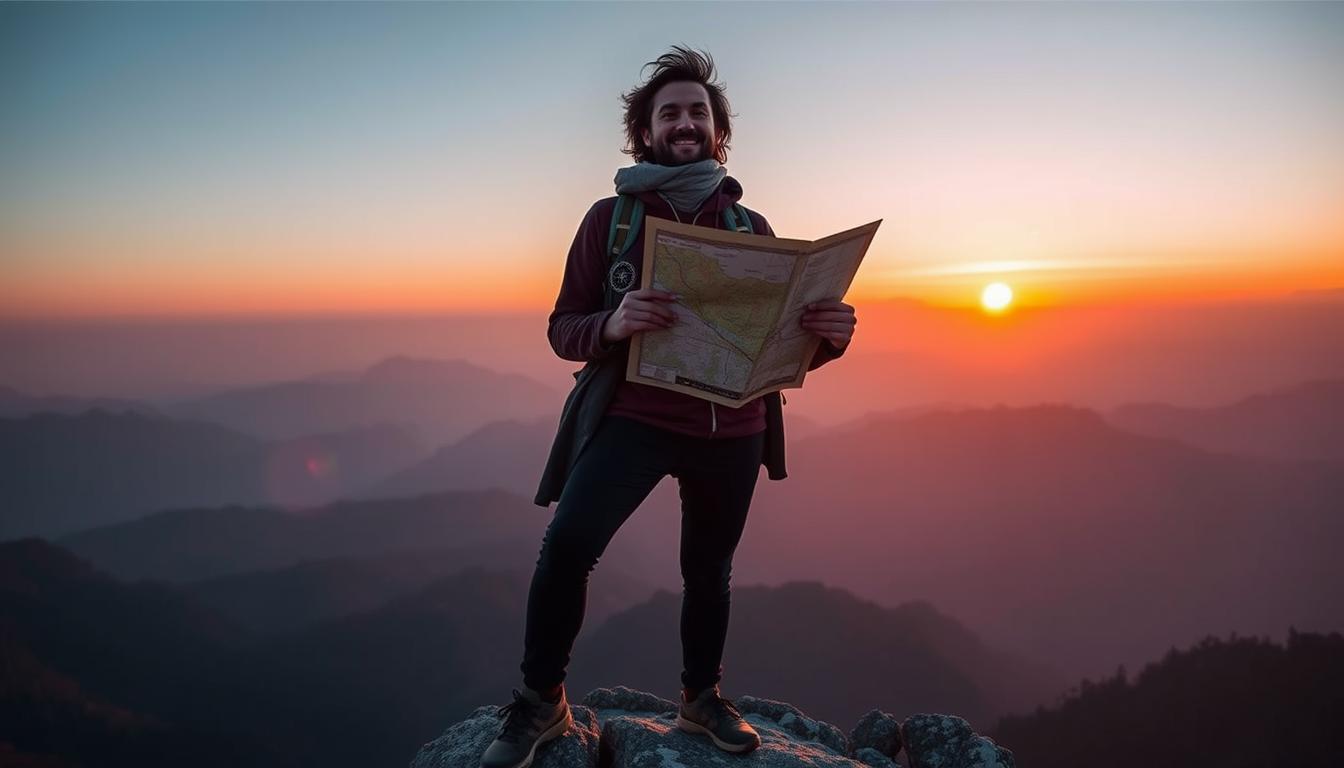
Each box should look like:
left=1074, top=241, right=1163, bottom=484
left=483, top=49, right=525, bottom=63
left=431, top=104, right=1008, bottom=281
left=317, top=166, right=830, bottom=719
left=2, top=1, right=1342, bottom=316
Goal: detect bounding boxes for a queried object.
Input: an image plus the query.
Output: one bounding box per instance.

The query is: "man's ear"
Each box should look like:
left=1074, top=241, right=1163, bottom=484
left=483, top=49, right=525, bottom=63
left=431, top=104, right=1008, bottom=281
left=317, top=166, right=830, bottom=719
left=641, top=128, right=651, bottom=147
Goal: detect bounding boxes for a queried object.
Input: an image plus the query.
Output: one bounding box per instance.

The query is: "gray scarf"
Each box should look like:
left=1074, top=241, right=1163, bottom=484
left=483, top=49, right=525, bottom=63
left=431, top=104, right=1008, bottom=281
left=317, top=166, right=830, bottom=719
left=613, top=159, right=727, bottom=213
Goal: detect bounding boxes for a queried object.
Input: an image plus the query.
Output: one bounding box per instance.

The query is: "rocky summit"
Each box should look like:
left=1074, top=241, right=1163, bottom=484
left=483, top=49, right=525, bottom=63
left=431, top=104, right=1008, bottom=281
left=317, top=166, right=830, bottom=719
left=411, top=685, right=1013, bottom=768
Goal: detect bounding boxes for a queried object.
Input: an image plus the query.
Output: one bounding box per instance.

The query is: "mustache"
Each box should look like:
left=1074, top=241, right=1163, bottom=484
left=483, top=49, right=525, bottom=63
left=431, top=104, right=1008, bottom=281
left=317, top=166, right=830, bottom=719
left=666, top=130, right=703, bottom=143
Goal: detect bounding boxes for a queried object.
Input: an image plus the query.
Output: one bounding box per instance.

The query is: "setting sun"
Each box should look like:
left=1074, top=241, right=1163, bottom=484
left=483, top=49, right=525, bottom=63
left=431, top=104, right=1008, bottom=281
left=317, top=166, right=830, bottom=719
left=980, top=282, right=1014, bottom=313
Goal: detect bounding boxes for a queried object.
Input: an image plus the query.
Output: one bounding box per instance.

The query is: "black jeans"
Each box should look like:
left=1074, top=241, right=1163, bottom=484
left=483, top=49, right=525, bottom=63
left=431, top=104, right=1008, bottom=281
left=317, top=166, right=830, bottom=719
left=521, top=413, right=765, bottom=693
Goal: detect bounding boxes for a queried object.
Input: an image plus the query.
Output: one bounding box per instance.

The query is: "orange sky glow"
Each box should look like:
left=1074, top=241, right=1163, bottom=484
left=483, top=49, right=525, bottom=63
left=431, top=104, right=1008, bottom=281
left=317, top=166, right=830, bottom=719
left=4, top=236, right=1340, bottom=321
left=3, top=2, right=1342, bottom=323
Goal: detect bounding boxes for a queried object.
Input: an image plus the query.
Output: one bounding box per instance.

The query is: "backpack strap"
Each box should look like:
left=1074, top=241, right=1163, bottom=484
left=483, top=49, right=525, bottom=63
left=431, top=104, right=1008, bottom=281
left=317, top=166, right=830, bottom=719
left=723, top=202, right=754, bottom=234
left=602, top=196, right=751, bottom=309
left=606, top=195, right=645, bottom=258
left=603, top=195, right=644, bottom=311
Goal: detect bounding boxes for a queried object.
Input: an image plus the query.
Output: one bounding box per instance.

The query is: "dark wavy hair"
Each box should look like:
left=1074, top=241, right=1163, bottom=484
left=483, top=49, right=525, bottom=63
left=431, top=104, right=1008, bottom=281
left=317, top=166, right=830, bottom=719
left=621, top=45, right=734, bottom=165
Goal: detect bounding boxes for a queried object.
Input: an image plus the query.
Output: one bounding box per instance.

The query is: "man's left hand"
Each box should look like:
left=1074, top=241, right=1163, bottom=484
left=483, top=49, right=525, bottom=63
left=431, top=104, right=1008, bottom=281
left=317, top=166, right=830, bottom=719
left=800, top=299, right=856, bottom=351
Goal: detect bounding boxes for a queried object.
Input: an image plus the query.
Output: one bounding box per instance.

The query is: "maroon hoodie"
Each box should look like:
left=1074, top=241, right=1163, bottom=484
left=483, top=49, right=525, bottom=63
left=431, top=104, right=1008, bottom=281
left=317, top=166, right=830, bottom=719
left=546, top=175, right=845, bottom=439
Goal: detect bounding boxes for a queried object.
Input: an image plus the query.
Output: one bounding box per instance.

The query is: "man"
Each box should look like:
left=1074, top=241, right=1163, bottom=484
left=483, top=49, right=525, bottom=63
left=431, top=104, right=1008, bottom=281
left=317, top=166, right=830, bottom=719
left=479, top=46, right=857, bottom=768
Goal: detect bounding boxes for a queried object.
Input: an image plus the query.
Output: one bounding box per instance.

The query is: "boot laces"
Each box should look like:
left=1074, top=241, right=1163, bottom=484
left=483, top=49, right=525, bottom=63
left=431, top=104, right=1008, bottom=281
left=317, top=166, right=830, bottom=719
left=495, top=688, right=539, bottom=743
left=707, top=691, right=744, bottom=723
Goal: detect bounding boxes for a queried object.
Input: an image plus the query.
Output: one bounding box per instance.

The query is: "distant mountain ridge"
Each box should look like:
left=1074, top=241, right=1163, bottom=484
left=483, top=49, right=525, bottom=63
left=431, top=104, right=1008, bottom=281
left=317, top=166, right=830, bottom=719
left=7, top=536, right=1334, bottom=768
left=361, top=416, right=556, bottom=500
left=0, top=539, right=252, bottom=766
left=57, top=488, right=550, bottom=582
left=162, top=354, right=562, bottom=446
left=740, top=400, right=1344, bottom=684
left=11, top=368, right=1343, bottom=718
left=1, top=540, right=1022, bottom=768
left=185, top=544, right=657, bottom=637
left=36, top=384, right=1344, bottom=692
left=566, top=580, right=1061, bottom=730
left=0, top=354, right=574, bottom=540
left=1107, top=377, right=1344, bottom=462
left=0, top=384, right=161, bottom=419
left=364, top=410, right=832, bottom=500
left=0, top=407, right=427, bottom=539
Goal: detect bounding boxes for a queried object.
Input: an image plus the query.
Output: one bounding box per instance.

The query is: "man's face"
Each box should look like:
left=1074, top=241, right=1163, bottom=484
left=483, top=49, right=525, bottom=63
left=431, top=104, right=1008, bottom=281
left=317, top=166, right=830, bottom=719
left=641, top=80, right=720, bottom=166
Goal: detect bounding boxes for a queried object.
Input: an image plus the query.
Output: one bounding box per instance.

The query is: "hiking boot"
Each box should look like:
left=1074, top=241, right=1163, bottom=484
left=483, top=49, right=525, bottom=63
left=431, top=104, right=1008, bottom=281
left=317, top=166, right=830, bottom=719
left=478, top=685, right=573, bottom=768
left=676, top=685, right=762, bottom=753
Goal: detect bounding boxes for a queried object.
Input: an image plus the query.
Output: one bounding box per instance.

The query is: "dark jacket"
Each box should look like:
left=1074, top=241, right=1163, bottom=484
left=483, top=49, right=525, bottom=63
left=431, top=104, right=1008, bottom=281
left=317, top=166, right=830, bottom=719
left=533, top=176, right=845, bottom=507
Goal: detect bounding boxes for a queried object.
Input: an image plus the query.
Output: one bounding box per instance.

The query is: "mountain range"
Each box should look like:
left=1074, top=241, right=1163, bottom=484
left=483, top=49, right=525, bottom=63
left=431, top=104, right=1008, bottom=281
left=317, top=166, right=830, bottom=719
left=2, top=327, right=1341, bottom=764
left=1, top=539, right=1033, bottom=767
left=0, top=408, right=427, bottom=539
left=34, top=376, right=1344, bottom=688
left=1106, top=378, right=1344, bottom=462
left=162, top=355, right=560, bottom=446
left=0, top=355, right=569, bottom=539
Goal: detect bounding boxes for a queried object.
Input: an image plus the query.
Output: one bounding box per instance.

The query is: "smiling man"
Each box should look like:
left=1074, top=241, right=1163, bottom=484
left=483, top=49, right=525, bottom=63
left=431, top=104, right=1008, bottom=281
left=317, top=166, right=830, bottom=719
left=479, top=46, right=857, bottom=768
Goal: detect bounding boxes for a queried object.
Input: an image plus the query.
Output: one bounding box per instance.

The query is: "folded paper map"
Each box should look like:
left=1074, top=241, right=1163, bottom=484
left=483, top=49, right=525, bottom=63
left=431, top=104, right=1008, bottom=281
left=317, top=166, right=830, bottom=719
left=627, top=216, right=881, bottom=407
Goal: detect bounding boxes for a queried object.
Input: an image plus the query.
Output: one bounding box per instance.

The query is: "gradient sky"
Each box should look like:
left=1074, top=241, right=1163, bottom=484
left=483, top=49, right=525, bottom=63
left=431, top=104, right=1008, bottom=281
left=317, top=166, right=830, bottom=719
left=2, top=1, right=1342, bottom=319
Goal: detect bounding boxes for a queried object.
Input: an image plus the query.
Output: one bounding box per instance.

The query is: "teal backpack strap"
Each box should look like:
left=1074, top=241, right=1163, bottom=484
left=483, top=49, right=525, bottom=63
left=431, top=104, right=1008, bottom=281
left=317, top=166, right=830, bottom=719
left=723, top=203, right=754, bottom=233
left=721, top=205, right=739, bottom=232
left=605, top=195, right=627, bottom=257
left=606, top=195, right=645, bottom=258
left=603, top=195, right=645, bottom=310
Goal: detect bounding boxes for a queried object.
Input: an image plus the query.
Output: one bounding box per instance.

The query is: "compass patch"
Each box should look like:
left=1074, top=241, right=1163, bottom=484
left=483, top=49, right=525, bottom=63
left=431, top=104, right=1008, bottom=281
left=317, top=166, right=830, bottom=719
left=608, top=260, right=637, bottom=293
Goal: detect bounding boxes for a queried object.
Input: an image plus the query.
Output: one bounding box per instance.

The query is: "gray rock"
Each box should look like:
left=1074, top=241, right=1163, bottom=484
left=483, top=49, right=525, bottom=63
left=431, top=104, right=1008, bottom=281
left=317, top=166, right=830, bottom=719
left=735, top=695, right=851, bottom=755
left=590, top=685, right=861, bottom=767
left=411, top=687, right=1013, bottom=768
left=955, top=735, right=1015, bottom=768
left=849, top=709, right=902, bottom=759
left=901, top=714, right=1014, bottom=768
left=580, top=685, right=678, bottom=715
left=854, top=746, right=900, bottom=768
left=410, top=702, right=602, bottom=768
left=901, top=713, right=972, bottom=767
left=600, top=711, right=860, bottom=767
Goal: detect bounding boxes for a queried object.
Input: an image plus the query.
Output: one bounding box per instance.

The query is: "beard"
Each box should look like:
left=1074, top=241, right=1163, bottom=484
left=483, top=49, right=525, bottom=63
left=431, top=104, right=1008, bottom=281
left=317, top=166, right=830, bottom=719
left=650, top=128, right=713, bottom=166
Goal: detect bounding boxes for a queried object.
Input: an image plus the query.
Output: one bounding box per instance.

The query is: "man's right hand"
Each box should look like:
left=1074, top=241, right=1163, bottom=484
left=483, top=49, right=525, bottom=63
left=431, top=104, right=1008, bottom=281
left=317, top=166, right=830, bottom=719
left=601, top=288, right=680, bottom=344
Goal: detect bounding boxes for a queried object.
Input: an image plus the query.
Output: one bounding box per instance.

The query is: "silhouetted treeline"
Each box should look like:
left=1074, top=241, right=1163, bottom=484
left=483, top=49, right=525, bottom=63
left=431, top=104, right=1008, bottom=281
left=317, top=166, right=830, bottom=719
left=990, top=628, right=1344, bottom=768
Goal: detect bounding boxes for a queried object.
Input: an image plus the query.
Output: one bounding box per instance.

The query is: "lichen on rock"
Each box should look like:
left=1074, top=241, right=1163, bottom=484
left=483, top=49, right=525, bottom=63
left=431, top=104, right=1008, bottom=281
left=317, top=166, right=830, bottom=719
left=410, top=686, right=1013, bottom=768
left=849, top=709, right=903, bottom=760
left=410, top=702, right=602, bottom=768
left=899, top=713, right=1014, bottom=768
